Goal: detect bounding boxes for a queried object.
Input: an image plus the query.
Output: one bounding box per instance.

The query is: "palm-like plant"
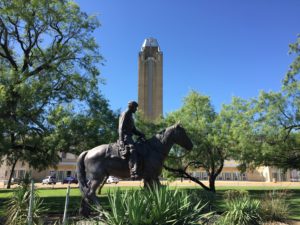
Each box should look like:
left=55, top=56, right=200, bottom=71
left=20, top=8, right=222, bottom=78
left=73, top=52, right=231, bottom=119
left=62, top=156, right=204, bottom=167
left=5, top=174, right=47, bottom=225
left=217, top=196, right=262, bottom=225
left=100, top=185, right=213, bottom=225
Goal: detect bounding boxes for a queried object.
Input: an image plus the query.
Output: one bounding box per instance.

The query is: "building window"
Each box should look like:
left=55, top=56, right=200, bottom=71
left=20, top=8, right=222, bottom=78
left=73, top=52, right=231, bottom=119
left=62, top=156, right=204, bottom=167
left=200, top=172, right=208, bottom=180
left=61, top=152, right=66, bottom=159
left=272, top=172, right=278, bottom=181
left=57, top=171, right=64, bottom=181
left=217, top=174, right=223, bottom=180
left=290, top=169, right=300, bottom=181
left=192, top=172, right=200, bottom=179
left=242, top=173, right=247, bottom=181
left=224, top=173, right=231, bottom=180
left=233, top=172, right=239, bottom=180
left=280, top=172, right=287, bottom=181
left=18, top=170, right=25, bottom=179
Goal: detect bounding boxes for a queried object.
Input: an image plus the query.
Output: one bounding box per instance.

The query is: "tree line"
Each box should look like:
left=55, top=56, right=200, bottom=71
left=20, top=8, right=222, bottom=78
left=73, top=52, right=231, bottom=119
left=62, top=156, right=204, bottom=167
left=160, top=36, right=300, bottom=192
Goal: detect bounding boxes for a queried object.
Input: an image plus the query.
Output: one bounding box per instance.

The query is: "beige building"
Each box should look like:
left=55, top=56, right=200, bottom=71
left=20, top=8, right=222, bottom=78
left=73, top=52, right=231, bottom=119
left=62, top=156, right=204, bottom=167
left=188, top=160, right=300, bottom=182
left=0, top=152, right=77, bottom=183
left=138, top=37, right=163, bottom=121
left=1, top=155, right=299, bottom=184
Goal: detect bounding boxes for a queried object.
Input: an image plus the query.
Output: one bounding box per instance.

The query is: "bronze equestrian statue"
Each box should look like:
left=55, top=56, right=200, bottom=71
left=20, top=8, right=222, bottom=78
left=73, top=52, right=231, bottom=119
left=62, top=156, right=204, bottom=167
left=77, top=123, right=193, bottom=217
left=118, top=101, right=145, bottom=180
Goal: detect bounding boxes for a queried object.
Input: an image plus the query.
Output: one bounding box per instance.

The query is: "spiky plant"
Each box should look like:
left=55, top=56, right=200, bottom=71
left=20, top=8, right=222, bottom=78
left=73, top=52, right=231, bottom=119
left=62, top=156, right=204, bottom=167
left=217, top=196, right=262, bottom=225
left=100, top=185, right=213, bottom=225
left=5, top=174, right=47, bottom=225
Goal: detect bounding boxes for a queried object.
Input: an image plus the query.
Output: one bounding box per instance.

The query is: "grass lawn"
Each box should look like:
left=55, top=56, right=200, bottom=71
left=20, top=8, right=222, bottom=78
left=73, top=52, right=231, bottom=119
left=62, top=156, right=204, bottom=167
left=0, top=186, right=299, bottom=220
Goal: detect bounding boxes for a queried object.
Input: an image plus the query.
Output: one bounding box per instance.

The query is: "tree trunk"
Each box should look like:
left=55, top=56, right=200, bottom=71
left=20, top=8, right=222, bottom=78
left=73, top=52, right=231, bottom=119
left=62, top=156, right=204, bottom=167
left=163, top=165, right=212, bottom=191
left=208, top=175, right=216, bottom=193
left=7, top=158, right=18, bottom=189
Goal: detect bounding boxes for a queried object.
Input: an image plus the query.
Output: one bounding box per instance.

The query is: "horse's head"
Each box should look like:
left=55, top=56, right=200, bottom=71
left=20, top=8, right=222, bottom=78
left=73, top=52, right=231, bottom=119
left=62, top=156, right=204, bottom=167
left=170, top=123, right=193, bottom=150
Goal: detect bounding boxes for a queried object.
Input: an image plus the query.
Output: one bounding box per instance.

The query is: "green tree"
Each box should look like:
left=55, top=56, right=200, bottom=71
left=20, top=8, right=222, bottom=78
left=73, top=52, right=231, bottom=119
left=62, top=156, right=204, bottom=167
left=218, top=96, right=265, bottom=172
left=164, top=91, right=235, bottom=192
left=279, top=35, right=300, bottom=168
left=0, top=0, right=109, bottom=188
left=221, top=37, right=300, bottom=175
left=233, top=91, right=300, bottom=170
left=46, top=93, right=118, bottom=156
left=135, top=111, right=165, bottom=140
left=228, top=37, right=300, bottom=170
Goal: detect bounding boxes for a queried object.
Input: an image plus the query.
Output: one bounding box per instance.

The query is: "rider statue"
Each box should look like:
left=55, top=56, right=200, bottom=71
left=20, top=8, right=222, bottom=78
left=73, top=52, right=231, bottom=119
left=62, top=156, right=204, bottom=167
left=118, top=101, right=145, bottom=180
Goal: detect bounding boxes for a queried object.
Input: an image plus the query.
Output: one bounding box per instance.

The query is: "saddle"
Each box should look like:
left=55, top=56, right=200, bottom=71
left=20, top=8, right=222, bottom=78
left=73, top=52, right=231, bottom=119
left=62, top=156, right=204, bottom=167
left=106, top=140, right=149, bottom=177
left=119, top=143, right=131, bottom=159
left=106, top=141, right=134, bottom=159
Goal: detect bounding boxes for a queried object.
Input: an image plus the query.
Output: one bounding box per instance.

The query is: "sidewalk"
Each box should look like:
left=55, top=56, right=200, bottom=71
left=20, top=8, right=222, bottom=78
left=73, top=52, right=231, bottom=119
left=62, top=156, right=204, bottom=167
left=1, top=180, right=299, bottom=189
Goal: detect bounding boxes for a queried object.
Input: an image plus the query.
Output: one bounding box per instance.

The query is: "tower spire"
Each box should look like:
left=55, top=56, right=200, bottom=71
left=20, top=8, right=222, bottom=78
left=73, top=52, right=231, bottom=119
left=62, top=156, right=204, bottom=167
left=138, top=38, right=163, bottom=121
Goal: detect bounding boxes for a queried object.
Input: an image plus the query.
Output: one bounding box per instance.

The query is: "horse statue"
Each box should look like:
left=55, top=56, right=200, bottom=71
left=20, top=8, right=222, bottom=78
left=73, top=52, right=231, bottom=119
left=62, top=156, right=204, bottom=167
left=77, top=123, right=193, bottom=216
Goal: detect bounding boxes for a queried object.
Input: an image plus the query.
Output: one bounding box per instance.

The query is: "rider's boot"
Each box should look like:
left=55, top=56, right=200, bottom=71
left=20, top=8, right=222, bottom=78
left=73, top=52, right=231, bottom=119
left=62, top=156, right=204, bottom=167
left=129, top=148, right=139, bottom=180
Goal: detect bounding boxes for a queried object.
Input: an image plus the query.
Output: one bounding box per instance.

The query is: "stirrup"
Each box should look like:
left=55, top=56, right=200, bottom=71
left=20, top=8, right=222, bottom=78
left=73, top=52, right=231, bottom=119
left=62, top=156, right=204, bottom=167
left=130, top=173, right=139, bottom=180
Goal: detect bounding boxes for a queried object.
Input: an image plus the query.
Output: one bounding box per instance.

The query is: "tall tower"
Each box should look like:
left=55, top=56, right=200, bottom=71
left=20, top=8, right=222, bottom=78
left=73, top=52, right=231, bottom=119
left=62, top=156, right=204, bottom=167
left=138, top=38, right=163, bottom=121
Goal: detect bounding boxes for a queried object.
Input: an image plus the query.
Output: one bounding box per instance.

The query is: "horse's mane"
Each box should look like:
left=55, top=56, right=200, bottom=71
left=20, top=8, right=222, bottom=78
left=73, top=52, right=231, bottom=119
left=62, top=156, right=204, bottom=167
left=147, top=125, right=176, bottom=146
left=137, top=128, right=167, bottom=151
left=155, top=128, right=166, bottom=139
left=135, top=125, right=178, bottom=155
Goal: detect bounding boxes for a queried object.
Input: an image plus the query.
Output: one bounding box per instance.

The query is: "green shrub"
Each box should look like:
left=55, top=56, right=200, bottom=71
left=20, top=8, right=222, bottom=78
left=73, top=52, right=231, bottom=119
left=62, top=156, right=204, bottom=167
left=100, top=185, right=213, bottom=225
left=5, top=174, right=47, bottom=225
left=260, top=190, right=290, bottom=222
left=216, top=196, right=261, bottom=225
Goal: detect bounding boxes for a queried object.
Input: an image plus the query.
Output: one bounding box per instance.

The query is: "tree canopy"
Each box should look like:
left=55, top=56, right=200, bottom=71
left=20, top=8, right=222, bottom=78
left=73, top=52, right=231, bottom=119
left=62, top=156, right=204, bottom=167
left=231, top=37, right=300, bottom=170
left=0, top=0, right=117, bottom=188
left=164, top=91, right=237, bottom=192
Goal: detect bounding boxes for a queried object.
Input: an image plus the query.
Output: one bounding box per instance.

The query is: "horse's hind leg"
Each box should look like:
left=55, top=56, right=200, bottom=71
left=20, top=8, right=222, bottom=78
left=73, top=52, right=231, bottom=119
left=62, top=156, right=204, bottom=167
left=80, top=178, right=104, bottom=217
left=98, top=175, right=108, bottom=195
left=88, top=179, right=103, bottom=207
left=80, top=197, right=91, bottom=217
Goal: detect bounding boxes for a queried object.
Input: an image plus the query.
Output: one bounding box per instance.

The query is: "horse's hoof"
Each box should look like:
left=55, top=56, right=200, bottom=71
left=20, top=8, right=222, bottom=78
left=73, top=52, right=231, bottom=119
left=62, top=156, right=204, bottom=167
left=79, top=207, right=91, bottom=218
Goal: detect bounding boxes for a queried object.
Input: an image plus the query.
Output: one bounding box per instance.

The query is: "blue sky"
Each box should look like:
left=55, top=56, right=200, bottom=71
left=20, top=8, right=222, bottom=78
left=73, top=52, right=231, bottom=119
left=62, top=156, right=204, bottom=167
left=75, top=0, right=300, bottom=113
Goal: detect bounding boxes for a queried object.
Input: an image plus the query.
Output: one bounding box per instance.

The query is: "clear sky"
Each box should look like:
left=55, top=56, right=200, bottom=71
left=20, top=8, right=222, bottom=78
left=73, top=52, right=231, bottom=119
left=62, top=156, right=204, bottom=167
left=75, top=0, right=300, bottom=113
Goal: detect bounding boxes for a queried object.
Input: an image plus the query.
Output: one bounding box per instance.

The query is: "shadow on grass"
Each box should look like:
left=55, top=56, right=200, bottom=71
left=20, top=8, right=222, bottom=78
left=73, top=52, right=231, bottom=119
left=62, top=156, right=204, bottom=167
left=286, top=189, right=300, bottom=220
left=42, top=195, right=110, bottom=215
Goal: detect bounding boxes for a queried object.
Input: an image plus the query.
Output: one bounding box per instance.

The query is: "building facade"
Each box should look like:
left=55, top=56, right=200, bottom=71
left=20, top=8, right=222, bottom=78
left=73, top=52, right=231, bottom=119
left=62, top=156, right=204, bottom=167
left=138, top=37, right=163, bottom=121
left=0, top=152, right=77, bottom=184
left=188, top=160, right=300, bottom=182
left=1, top=156, right=299, bottom=184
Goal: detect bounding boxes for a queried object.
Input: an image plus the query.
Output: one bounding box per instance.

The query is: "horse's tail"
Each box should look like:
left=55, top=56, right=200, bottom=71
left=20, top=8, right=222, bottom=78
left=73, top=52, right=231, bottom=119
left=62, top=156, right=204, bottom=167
left=77, top=151, right=89, bottom=197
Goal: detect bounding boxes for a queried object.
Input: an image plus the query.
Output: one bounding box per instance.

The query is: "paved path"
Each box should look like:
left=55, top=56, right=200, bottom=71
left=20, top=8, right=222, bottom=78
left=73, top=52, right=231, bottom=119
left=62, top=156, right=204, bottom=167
left=2, top=180, right=299, bottom=189
left=103, top=180, right=300, bottom=188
